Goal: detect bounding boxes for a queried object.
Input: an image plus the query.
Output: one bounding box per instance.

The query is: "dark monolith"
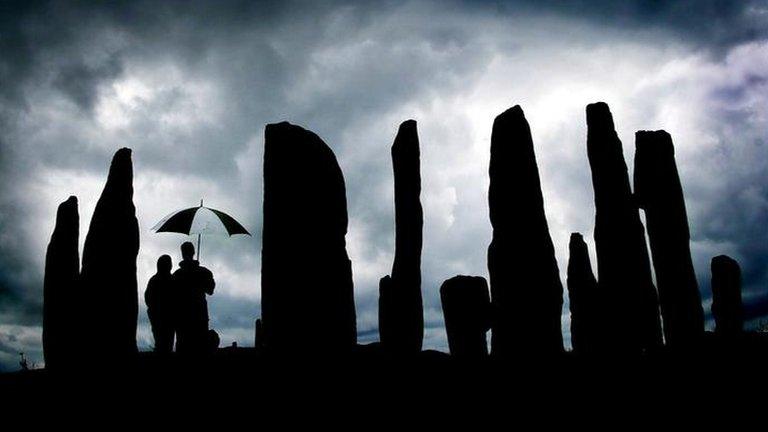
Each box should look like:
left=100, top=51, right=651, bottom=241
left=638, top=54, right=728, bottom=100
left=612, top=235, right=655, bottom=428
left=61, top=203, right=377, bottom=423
left=488, top=105, right=564, bottom=357
left=378, top=275, right=393, bottom=348
left=379, top=120, right=424, bottom=354
left=43, top=196, right=79, bottom=370
left=566, top=233, right=599, bottom=354
left=80, top=148, right=140, bottom=364
left=254, top=318, right=264, bottom=350
left=634, top=130, right=704, bottom=347
left=586, top=102, right=662, bottom=353
left=711, top=255, right=743, bottom=336
left=440, top=276, right=491, bottom=359
left=261, top=122, right=357, bottom=354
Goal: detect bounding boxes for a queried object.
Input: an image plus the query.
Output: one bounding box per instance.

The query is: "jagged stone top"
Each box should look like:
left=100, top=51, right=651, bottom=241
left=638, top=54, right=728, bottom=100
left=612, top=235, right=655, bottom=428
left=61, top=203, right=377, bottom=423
left=586, top=101, right=615, bottom=131
left=264, top=121, right=341, bottom=163
left=635, top=130, right=674, bottom=157
left=263, top=120, right=349, bottom=237
left=712, top=254, right=740, bottom=268
left=495, top=104, right=525, bottom=122
left=105, top=148, right=134, bottom=194
left=444, top=274, right=487, bottom=283
left=490, top=105, right=536, bottom=151
left=55, top=196, right=78, bottom=227
left=491, top=105, right=530, bottom=139
left=396, top=119, right=418, bottom=139
left=392, top=119, right=420, bottom=165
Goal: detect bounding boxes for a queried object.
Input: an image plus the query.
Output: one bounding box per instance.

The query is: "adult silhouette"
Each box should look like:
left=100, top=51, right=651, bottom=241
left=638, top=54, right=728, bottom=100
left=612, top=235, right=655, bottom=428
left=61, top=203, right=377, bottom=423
left=145, top=255, right=175, bottom=353
left=173, top=242, right=215, bottom=354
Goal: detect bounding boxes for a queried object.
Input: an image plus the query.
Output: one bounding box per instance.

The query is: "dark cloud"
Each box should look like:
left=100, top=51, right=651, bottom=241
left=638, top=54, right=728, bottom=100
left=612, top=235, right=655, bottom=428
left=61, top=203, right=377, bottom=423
left=482, top=0, right=768, bottom=49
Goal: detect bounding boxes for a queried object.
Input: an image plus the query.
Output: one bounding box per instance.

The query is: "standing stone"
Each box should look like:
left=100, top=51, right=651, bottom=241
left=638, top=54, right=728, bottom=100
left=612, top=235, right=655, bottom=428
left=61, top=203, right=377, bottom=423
left=566, top=233, right=599, bottom=354
left=586, top=102, right=662, bottom=353
left=254, top=318, right=264, bottom=350
left=440, top=276, right=491, bottom=359
left=379, top=120, right=424, bottom=354
left=634, top=130, right=704, bottom=347
left=378, top=275, right=394, bottom=349
left=261, top=122, right=357, bottom=354
left=43, top=196, right=79, bottom=370
left=488, top=105, right=564, bottom=357
left=711, top=255, right=743, bottom=336
left=80, top=148, right=140, bottom=363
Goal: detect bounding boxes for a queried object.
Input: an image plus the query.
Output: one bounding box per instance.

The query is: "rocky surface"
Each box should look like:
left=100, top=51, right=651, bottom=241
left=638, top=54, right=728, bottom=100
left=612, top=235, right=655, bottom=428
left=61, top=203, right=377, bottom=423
left=43, top=196, right=80, bottom=370
left=566, top=233, right=600, bottom=354
left=586, top=102, right=662, bottom=353
left=440, top=275, right=491, bottom=359
left=379, top=120, right=424, bottom=355
left=261, top=122, right=357, bottom=354
left=488, top=105, right=563, bottom=357
left=80, top=148, right=140, bottom=363
left=711, top=255, right=744, bottom=336
left=634, top=130, right=704, bottom=347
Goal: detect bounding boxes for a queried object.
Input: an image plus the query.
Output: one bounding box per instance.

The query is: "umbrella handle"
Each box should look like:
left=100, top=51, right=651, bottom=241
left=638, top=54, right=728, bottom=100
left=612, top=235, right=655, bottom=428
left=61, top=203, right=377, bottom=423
left=198, top=198, right=203, bottom=262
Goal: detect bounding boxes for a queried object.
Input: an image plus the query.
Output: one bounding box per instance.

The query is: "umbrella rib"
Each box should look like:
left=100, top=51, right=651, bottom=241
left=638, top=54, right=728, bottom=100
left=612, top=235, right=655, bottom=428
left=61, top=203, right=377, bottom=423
left=153, top=207, right=199, bottom=234
left=209, top=208, right=251, bottom=236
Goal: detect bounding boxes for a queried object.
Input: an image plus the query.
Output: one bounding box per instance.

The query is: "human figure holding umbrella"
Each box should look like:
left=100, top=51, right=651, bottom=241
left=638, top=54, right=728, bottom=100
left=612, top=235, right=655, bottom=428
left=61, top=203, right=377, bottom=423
left=173, top=241, right=215, bottom=354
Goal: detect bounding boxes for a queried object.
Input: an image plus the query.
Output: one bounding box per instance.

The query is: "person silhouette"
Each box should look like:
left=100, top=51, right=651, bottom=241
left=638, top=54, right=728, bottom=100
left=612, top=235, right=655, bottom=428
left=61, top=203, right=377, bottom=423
left=145, top=255, right=175, bottom=353
left=173, top=241, right=215, bottom=354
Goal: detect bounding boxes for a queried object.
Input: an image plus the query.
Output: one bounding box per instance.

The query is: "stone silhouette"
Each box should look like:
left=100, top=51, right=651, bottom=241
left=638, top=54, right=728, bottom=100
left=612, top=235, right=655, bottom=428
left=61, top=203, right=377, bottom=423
left=586, top=102, right=662, bottom=353
left=43, top=196, right=79, bottom=370
left=173, top=242, right=215, bottom=354
left=379, top=120, right=424, bottom=355
left=261, top=121, right=357, bottom=354
left=488, top=105, right=563, bottom=357
left=711, top=255, right=744, bottom=336
left=634, top=130, right=704, bottom=347
left=440, top=276, right=491, bottom=359
left=255, top=318, right=264, bottom=350
left=80, top=148, right=140, bottom=363
left=145, top=255, right=175, bottom=353
left=378, top=275, right=394, bottom=349
left=566, top=233, right=600, bottom=354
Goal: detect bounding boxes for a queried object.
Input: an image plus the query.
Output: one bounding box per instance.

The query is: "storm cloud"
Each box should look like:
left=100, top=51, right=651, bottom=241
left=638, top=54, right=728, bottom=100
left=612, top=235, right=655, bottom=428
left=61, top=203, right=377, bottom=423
left=0, top=0, right=766, bottom=370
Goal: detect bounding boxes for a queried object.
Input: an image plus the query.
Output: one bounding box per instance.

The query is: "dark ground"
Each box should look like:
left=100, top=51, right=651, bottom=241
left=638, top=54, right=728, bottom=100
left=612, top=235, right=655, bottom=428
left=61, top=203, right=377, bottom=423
left=3, top=333, right=768, bottom=411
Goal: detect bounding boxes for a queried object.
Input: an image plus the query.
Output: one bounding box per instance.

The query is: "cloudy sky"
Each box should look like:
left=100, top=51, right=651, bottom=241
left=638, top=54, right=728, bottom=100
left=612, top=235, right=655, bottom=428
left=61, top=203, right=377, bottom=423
left=0, top=0, right=766, bottom=370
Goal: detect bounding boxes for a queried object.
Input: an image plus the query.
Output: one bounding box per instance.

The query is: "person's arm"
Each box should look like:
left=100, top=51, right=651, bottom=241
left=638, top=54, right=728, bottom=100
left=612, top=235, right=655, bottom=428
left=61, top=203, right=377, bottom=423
left=203, top=268, right=215, bottom=295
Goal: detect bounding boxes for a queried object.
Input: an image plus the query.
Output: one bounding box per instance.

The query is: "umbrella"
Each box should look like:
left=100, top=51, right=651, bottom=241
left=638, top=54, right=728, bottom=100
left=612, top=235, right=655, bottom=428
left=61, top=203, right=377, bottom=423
left=151, top=200, right=251, bottom=261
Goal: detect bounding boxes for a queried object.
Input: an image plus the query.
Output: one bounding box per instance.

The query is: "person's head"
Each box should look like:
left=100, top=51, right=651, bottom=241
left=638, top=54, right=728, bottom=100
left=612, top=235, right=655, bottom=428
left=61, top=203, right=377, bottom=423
left=157, top=254, right=172, bottom=274
left=181, top=241, right=195, bottom=261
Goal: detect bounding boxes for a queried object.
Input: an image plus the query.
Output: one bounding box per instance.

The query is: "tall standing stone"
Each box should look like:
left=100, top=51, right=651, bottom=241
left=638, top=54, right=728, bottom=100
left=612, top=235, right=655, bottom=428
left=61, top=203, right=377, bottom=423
left=711, top=255, right=743, bottom=336
left=43, top=196, right=79, bottom=370
left=634, top=130, right=704, bottom=347
left=378, top=275, right=394, bottom=349
left=586, top=102, right=662, bottom=353
left=80, top=148, right=140, bottom=363
left=440, top=275, right=491, bottom=359
left=566, top=233, right=599, bottom=354
left=488, top=105, right=563, bottom=357
left=254, top=318, right=264, bottom=350
left=261, top=122, right=357, bottom=354
left=379, top=120, right=424, bottom=354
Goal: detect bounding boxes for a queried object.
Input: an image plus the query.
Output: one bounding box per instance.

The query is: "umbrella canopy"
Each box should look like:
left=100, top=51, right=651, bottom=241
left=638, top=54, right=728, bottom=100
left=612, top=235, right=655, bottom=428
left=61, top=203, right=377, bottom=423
left=152, top=205, right=250, bottom=236
left=151, top=201, right=250, bottom=260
